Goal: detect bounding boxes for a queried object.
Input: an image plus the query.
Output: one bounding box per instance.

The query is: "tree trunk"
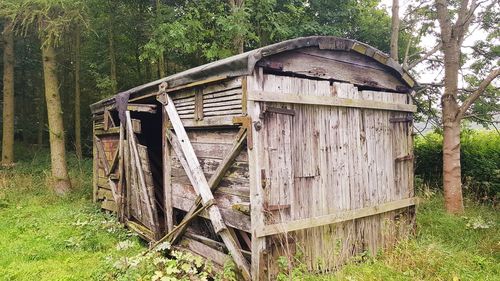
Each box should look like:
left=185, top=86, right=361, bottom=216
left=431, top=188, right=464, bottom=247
left=390, top=0, right=400, bottom=61
left=42, top=44, right=71, bottom=195
left=37, top=86, right=45, bottom=147
left=158, top=53, right=166, bottom=78
left=74, top=27, right=82, bottom=159
left=441, top=42, right=464, bottom=213
left=228, top=0, right=245, bottom=54
left=108, top=3, right=117, bottom=94
left=156, top=0, right=166, bottom=78
left=2, top=24, right=15, bottom=166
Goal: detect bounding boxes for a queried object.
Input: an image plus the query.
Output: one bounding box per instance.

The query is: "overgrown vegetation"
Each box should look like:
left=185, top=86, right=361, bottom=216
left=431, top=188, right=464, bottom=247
left=1, top=146, right=498, bottom=280
left=415, top=130, right=500, bottom=204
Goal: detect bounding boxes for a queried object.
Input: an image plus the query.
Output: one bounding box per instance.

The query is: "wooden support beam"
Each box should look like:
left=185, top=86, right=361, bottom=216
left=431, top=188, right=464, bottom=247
left=162, top=106, right=174, bottom=232
left=256, top=197, right=419, bottom=237
left=248, top=91, right=417, bottom=112
left=157, top=89, right=251, bottom=280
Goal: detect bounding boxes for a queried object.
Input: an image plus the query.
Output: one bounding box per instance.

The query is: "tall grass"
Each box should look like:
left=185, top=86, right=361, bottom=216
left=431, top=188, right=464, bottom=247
left=0, top=147, right=144, bottom=281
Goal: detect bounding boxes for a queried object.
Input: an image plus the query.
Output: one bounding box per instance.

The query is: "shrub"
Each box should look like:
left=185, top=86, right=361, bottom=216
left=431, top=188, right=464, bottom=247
left=414, top=129, right=500, bottom=203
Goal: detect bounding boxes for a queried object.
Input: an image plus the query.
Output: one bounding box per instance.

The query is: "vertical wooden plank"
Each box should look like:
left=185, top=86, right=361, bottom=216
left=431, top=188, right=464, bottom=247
left=92, top=120, right=99, bottom=202
left=163, top=106, right=174, bottom=233
left=195, top=88, right=204, bottom=121
left=124, top=138, right=131, bottom=220
left=118, top=125, right=125, bottom=221
left=247, top=70, right=267, bottom=281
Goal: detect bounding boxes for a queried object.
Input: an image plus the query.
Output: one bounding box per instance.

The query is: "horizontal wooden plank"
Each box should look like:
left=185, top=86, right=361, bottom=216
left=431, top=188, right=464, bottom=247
left=101, top=200, right=117, bottom=212
left=180, top=237, right=229, bottom=266
left=202, top=77, right=242, bottom=94
left=248, top=91, right=416, bottom=112
left=97, top=188, right=113, bottom=200
left=168, top=115, right=240, bottom=128
left=204, top=109, right=242, bottom=117
left=257, top=48, right=409, bottom=92
left=256, top=197, right=418, bottom=237
left=95, top=127, right=120, bottom=136
left=172, top=195, right=251, bottom=232
left=126, top=220, right=155, bottom=241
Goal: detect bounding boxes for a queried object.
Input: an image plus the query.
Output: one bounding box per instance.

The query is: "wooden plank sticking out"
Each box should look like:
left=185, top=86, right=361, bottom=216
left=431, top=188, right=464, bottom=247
left=157, top=89, right=251, bottom=281
left=256, top=197, right=418, bottom=237
left=248, top=91, right=417, bottom=112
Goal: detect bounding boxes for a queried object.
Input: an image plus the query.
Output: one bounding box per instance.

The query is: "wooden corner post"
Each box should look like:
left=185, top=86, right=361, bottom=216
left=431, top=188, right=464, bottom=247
left=246, top=70, right=268, bottom=280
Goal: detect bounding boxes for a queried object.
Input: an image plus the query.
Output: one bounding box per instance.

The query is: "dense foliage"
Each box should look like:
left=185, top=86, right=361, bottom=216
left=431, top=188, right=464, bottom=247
left=415, top=130, right=500, bottom=203
left=0, top=0, right=416, bottom=157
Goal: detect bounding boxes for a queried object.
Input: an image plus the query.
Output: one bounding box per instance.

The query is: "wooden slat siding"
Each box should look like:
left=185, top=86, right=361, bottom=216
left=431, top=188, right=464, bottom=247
left=257, top=47, right=408, bottom=92
left=256, top=197, right=418, bottom=237
left=249, top=75, right=414, bottom=277
left=168, top=127, right=250, bottom=234
left=172, top=195, right=251, bottom=233
left=248, top=92, right=416, bottom=112
left=167, top=77, right=243, bottom=121
left=161, top=93, right=251, bottom=280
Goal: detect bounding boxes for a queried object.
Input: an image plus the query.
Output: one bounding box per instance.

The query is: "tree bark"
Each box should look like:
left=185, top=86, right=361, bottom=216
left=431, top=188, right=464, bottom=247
left=108, top=2, right=117, bottom=93
left=37, top=86, right=45, bottom=147
left=42, top=44, right=71, bottom=195
left=2, top=23, right=15, bottom=166
left=390, top=0, right=400, bottom=61
left=156, top=0, right=166, bottom=78
left=228, top=0, right=245, bottom=54
left=441, top=39, right=464, bottom=213
left=74, top=27, right=82, bottom=159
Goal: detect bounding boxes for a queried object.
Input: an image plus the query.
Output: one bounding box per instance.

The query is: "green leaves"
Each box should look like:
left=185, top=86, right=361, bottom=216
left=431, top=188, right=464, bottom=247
left=2, top=0, right=88, bottom=47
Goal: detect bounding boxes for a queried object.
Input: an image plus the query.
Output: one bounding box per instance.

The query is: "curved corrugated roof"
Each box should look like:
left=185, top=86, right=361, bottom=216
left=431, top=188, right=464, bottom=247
left=91, top=36, right=416, bottom=112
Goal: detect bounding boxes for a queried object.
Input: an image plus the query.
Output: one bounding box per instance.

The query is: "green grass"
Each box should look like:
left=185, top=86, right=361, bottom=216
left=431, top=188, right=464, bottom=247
left=0, top=147, right=499, bottom=280
left=307, top=195, right=500, bottom=281
left=0, top=148, right=145, bottom=281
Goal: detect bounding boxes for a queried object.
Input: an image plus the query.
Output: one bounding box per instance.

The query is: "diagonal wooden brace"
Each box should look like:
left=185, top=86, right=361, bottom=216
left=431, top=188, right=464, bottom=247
left=157, top=89, right=251, bottom=280
left=151, top=127, right=247, bottom=248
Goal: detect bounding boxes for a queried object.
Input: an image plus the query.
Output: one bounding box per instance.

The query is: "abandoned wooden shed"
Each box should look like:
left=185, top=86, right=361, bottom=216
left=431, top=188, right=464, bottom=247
left=90, top=36, right=418, bottom=280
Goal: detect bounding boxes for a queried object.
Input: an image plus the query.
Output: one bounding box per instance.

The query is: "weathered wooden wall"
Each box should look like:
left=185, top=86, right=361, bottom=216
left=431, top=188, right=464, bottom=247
left=91, top=44, right=417, bottom=280
left=93, top=113, right=120, bottom=212
left=247, top=72, right=415, bottom=279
